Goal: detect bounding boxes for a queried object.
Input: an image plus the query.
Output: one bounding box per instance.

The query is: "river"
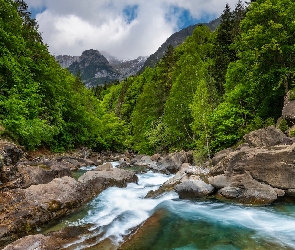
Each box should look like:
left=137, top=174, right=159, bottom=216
left=43, top=167, right=295, bottom=249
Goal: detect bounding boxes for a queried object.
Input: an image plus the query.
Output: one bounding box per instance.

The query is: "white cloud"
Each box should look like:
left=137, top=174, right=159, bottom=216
left=26, top=0, right=242, bottom=59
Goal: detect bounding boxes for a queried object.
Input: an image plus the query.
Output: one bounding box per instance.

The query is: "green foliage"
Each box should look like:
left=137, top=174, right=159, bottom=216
left=289, top=128, right=295, bottom=137
left=0, top=0, right=126, bottom=151
left=289, top=89, right=295, bottom=101
left=278, top=118, right=288, bottom=133
left=163, top=25, right=214, bottom=152
left=4, top=0, right=293, bottom=157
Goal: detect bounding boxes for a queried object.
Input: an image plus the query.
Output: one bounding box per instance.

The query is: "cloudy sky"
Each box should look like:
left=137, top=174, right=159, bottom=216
left=26, top=0, right=242, bottom=59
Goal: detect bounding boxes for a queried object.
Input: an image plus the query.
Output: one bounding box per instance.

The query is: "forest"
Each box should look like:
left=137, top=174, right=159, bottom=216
left=1, top=0, right=295, bottom=161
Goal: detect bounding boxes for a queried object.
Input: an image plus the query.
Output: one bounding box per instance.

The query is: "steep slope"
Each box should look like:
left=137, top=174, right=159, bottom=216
left=139, top=18, right=220, bottom=73
left=55, top=55, right=80, bottom=68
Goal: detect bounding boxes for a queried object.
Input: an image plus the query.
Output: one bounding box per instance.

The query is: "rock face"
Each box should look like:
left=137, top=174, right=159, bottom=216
left=0, top=141, right=23, bottom=183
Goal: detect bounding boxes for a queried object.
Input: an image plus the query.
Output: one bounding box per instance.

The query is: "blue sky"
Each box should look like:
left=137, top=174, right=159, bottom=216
left=26, top=0, right=241, bottom=59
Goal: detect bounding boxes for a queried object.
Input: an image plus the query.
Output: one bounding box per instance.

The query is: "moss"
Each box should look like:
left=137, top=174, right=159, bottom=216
left=47, top=200, right=62, bottom=212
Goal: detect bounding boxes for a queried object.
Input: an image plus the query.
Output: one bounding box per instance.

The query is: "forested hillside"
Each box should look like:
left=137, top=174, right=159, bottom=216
left=96, top=0, right=295, bottom=160
left=1, top=0, right=294, bottom=159
left=0, top=0, right=128, bottom=151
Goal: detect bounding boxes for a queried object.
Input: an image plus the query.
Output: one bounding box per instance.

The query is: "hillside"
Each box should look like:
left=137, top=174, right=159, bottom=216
left=139, top=17, right=220, bottom=72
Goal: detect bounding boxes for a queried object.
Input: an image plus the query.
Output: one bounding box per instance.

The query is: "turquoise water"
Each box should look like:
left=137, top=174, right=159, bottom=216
left=44, top=170, right=295, bottom=249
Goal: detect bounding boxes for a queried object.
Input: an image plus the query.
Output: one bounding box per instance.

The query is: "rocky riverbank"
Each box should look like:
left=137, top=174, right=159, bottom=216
left=0, top=143, right=139, bottom=247
left=145, top=126, right=295, bottom=205
left=3, top=126, right=295, bottom=248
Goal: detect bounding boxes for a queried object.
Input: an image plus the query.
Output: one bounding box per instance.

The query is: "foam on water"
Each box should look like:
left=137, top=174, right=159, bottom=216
left=63, top=170, right=295, bottom=249
left=68, top=171, right=176, bottom=246
left=163, top=199, right=295, bottom=249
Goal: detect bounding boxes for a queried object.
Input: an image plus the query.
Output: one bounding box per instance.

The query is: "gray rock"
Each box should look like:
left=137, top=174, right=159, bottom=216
left=208, top=174, right=230, bottom=189
left=175, top=179, right=214, bottom=199
left=94, top=162, right=113, bottom=171
left=0, top=161, right=71, bottom=191
left=210, top=143, right=295, bottom=190
left=78, top=168, right=138, bottom=188
left=211, top=148, right=233, bottom=166
left=282, top=91, right=295, bottom=125
left=243, top=126, right=287, bottom=147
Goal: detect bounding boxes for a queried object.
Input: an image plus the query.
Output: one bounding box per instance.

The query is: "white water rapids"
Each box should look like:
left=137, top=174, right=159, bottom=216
left=50, top=168, right=295, bottom=249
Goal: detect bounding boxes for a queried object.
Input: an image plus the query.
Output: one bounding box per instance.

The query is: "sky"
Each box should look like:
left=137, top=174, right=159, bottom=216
left=26, top=0, right=242, bottom=59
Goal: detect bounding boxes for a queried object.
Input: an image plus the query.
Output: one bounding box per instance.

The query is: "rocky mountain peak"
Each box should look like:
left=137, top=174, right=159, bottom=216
left=80, top=49, right=109, bottom=65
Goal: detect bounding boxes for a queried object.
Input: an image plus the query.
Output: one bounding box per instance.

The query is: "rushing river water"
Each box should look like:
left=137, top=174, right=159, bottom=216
left=44, top=168, right=295, bottom=249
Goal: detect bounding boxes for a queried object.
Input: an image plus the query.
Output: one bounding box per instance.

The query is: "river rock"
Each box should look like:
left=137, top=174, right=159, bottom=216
left=0, top=161, right=71, bottom=191
left=0, top=176, right=88, bottom=246
left=78, top=168, right=138, bottom=189
left=175, top=178, right=214, bottom=199
left=243, top=126, right=288, bottom=147
left=216, top=171, right=283, bottom=204
left=3, top=226, right=91, bottom=250
left=94, top=162, right=113, bottom=171
left=146, top=164, right=210, bottom=198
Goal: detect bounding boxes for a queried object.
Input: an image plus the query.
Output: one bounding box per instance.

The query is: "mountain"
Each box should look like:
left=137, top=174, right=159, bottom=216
left=54, top=55, right=80, bottom=68
left=66, top=49, right=119, bottom=87
left=55, top=18, right=220, bottom=86
left=56, top=50, right=147, bottom=87
left=139, top=17, right=220, bottom=73
left=100, top=51, right=147, bottom=80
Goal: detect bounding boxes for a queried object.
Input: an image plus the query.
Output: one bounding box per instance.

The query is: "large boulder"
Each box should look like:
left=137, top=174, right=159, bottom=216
left=282, top=91, right=295, bottom=125
left=175, top=178, right=214, bottom=199
left=0, top=141, right=23, bottom=184
left=243, top=126, right=289, bottom=147
left=0, top=161, right=71, bottom=191
left=78, top=168, right=138, bottom=189
left=0, top=177, right=88, bottom=246
left=208, top=133, right=295, bottom=204
left=216, top=171, right=284, bottom=205
left=210, top=144, right=295, bottom=190
left=0, top=168, right=138, bottom=247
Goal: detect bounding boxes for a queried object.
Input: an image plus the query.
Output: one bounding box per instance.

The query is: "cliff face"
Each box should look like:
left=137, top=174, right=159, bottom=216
left=55, top=55, right=80, bottom=68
